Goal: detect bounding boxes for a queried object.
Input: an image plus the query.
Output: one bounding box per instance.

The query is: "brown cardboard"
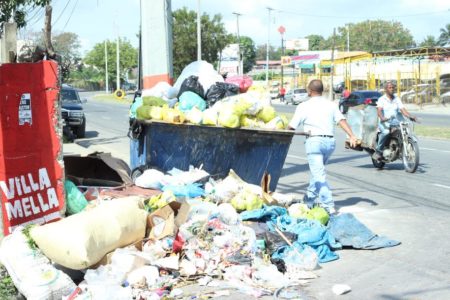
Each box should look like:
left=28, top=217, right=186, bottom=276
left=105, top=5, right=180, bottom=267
left=146, top=201, right=190, bottom=240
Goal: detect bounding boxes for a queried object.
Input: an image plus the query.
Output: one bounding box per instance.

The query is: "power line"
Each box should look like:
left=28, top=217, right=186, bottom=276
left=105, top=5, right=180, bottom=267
left=276, top=8, right=449, bottom=20
left=52, top=0, right=72, bottom=26
left=61, top=0, right=79, bottom=32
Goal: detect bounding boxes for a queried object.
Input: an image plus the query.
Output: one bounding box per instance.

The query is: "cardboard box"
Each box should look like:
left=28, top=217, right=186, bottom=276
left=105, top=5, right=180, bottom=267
left=146, top=201, right=190, bottom=240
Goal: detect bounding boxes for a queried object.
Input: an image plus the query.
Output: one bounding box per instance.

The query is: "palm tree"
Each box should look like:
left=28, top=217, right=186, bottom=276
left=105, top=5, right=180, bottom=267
left=419, top=35, right=439, bottom=47
left=438, top=24, right=450, bottom=46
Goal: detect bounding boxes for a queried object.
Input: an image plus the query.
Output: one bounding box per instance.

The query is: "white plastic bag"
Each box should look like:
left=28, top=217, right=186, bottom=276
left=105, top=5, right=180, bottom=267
left=135, top=168, right=165, bottom=189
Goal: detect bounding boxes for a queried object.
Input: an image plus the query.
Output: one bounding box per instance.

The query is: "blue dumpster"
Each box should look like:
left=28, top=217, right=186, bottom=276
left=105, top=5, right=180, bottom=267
left=130, top=121, right=294, bottom=191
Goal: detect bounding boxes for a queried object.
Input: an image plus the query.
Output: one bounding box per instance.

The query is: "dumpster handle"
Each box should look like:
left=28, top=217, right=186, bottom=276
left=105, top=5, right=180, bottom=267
left=294, top=130, right=310, bottom=136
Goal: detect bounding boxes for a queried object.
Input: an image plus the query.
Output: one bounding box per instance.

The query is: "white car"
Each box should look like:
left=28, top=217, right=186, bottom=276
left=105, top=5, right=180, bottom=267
left=285, top=88, right=309, bottom=105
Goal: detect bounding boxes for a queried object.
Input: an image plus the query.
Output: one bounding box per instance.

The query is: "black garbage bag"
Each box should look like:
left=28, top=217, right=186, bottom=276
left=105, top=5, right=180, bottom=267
left=265, top=231, right=297, bottom=256
left=205, top=82, right=239, bottom=107
left=177, top=75, right=205, bottom=99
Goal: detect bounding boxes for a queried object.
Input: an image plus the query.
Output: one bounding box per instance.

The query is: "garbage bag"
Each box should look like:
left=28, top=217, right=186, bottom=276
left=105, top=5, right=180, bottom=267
left=225, top=75, right=253, bottom=93
left=205, top=82, right=239, bottom=107
left=177, top=75, right=205, bottom=99
left=178, top=91, right=206, bottom=112
left=265, top=231, right=297, bottom=255
left=64, top=179, right=88, bottom=215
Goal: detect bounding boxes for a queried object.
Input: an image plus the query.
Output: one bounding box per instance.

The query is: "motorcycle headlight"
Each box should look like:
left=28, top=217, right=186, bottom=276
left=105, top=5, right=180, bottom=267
left=69, top=111, right=84, bottom=117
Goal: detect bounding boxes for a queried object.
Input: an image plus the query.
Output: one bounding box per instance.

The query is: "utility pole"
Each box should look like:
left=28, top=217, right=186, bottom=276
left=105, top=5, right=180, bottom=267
left=197, top=0, right=201, bottom=61
left=105, top=41, right=109, bottom=93
left=265, top=7, right=273, bottom=86
left=278, top=26, right=286, bottom=92
left=346, top=24, right=350, bottom=52
left=116, top=36, right=120, bottom=90
left=330, top=28, right=336, bottom=100
left=232, top=12, right=242, bottom=75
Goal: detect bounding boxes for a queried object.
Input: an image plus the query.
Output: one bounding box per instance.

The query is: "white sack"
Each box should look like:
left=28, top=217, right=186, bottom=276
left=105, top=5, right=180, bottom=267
left=30, top=197, right=147, bottom=270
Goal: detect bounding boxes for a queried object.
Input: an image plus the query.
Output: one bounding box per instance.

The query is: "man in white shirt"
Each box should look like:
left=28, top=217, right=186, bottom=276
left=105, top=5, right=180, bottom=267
left=374, top=82, right=416, bottom=160
left=289, top=79, right=357, bottom=214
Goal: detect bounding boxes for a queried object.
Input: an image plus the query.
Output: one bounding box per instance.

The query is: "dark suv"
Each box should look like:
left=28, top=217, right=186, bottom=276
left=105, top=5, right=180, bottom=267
left=60, top=85, right=86, bottom=138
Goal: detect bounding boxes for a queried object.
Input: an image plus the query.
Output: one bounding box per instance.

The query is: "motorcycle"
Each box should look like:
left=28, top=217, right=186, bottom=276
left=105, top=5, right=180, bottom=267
left=368, top=116, right=420, bottom=173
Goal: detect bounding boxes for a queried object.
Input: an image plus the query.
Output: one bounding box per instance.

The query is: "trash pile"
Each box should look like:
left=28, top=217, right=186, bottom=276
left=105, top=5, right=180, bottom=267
left=0, top=157, right=401, bottom=299
left=130, top=61, right=289, bottom=130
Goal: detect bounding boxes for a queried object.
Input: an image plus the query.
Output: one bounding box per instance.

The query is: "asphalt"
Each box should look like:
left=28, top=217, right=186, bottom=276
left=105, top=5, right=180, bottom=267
left=61, top=101, right=450, bottom=300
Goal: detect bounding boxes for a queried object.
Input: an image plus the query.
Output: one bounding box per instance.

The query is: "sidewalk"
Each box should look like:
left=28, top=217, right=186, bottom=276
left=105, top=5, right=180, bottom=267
left=272, top=97, right=450, bottom=115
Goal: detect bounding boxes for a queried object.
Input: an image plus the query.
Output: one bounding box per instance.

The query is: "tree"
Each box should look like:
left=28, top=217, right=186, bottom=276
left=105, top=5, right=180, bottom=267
left=419, top=35, right=440, bottom=48
left=53, top=32, right=81, bottom=81
left=305, top=34, right=329, bottom=51
left=236, top=36, right=256, bottom=73
left=438, top=24, right=450, bottom=46
left=84, top=39, right=138, bottom=89
left=337, top=20, right=415, bottom=52
left=172, top=8, right=233, bottom=78
left=255, top=44, right=278, bottom=61
left=0, top=0, right=48, bottom=35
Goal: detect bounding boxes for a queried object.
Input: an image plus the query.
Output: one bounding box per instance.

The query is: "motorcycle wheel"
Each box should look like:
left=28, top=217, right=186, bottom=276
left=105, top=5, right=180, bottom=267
left=403, top=137, right=420, bottom=173
left=371, top=158, right=385, bottom=169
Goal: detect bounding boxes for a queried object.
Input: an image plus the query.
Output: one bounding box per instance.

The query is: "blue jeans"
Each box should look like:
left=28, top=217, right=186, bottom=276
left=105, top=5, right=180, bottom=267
left=305, top=137, right=336, bottom=212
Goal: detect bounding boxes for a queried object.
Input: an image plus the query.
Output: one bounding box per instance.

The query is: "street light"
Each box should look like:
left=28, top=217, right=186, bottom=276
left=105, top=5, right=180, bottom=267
left=265, top=7, right=273, bottom=86
left=197, top=0, right=201, bottom=61
left=278, top=25, right=285, bottom=90
left=232, top=12, right=242, bottom=75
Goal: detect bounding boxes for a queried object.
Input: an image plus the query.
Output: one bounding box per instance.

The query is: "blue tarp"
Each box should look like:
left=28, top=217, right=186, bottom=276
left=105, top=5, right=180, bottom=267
left=241, top=206, right=340, bottom=263
left=328, top=213, right=401, bottom=250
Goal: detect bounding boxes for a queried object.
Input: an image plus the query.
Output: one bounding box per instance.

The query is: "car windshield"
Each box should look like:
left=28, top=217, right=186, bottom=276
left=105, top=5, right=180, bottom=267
left=61, top=89, right=80, bottom=102
left=294, top=89, right=307, bottom=94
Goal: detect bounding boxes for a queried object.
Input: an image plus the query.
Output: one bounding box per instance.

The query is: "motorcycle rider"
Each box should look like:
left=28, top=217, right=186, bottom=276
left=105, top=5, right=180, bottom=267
left=373, top=81, right=417, bottom=160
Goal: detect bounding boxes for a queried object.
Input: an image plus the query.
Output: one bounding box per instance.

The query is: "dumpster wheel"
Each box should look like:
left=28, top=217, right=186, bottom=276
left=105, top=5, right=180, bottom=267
left=114, top=89, right=125, bottom=100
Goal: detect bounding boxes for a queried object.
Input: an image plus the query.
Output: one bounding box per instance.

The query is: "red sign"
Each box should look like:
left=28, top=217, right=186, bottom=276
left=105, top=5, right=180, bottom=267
left=278, top=26, right=286, bottom=35
left=0, top=61, right=65, bottom=236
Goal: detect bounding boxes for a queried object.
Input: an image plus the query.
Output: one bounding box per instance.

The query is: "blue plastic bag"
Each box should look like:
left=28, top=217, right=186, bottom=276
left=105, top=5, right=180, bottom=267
left=161, top=183, right=205, bottom=198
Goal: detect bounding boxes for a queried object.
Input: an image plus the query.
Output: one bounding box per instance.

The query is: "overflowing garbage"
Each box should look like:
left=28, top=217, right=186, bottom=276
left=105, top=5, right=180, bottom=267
left=0, top=156, right=401, bottom=299
left=131, top=61, right=289, bottom=130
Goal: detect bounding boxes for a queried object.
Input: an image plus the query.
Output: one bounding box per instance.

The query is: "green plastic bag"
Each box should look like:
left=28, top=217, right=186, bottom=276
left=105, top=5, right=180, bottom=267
left=64, top=180, right=88, bottom=215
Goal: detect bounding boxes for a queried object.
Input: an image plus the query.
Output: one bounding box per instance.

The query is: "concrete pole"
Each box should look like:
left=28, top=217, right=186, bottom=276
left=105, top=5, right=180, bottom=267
left=233, top=12, right=241, bottom=75
left=141, top=0, right=173, bottom=89
left=116, top=36, right=120, bottom=90
left=347, top=24, right=350, bottom=52
left=265, top=7, right=273, bottom=86
left=197, top=0, right=201, bottom=61
left=105, top=41, right=109, bottom=93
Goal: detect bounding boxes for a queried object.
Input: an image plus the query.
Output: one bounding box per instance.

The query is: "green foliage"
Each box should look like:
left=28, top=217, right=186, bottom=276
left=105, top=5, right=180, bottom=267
left=419, top=35, right=440, bottom=47
left=172, top=8, right=233, bottom=78
left=83, top=39, right=138, bottom=89
left=22, top=224, right=38, bottom=251
left=0, top=0, right=49, bottom=35
left=255, top=44, right=278, bottom=61
left=438, top=24, right=450, bottom=46
left=235, top=36, right=256, bottom=73
left=0, top=265, right=18, bottom=300
left=337, top=20, right=415, bottom=52
left=305, top=34, right=331, bottom=51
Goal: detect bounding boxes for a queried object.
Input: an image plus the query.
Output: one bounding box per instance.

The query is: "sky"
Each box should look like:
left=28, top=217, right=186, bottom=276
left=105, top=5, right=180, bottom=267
left=20, top=0, right=450, bottom=55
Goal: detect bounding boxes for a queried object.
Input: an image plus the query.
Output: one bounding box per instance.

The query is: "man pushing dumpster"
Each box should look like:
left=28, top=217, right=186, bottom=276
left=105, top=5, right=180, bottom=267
left=288, top=79, right=358, bottom=214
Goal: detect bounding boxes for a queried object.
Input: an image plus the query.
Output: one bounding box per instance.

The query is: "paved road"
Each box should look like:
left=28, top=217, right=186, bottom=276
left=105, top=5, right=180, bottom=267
left=273, top=102, right=450, bottom=128
left=72, top=96, right=450, bottom=299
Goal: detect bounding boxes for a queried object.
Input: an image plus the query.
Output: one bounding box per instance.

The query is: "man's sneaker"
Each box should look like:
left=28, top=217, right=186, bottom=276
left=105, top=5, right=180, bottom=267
left=372, top=151, right=383, bottom=161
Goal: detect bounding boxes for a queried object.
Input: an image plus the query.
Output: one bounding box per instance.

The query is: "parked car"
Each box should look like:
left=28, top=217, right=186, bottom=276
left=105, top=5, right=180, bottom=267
left=400, top=84, right=436, bottom=104
left=285, top=88, right=309, bottom=105
left=339, top=90, right=382, bottom=114
left=60, top=84, right=87, bottom=138
left=269, top=81, right=280, bottom=99
left=122, top=81, right=137, bottom=91
left=441, top=91, right=450, bottom=104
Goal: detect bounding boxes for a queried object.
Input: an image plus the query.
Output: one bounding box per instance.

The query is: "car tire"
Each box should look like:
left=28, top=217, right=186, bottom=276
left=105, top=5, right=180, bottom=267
left=75, top=118, right=86, bottom=138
